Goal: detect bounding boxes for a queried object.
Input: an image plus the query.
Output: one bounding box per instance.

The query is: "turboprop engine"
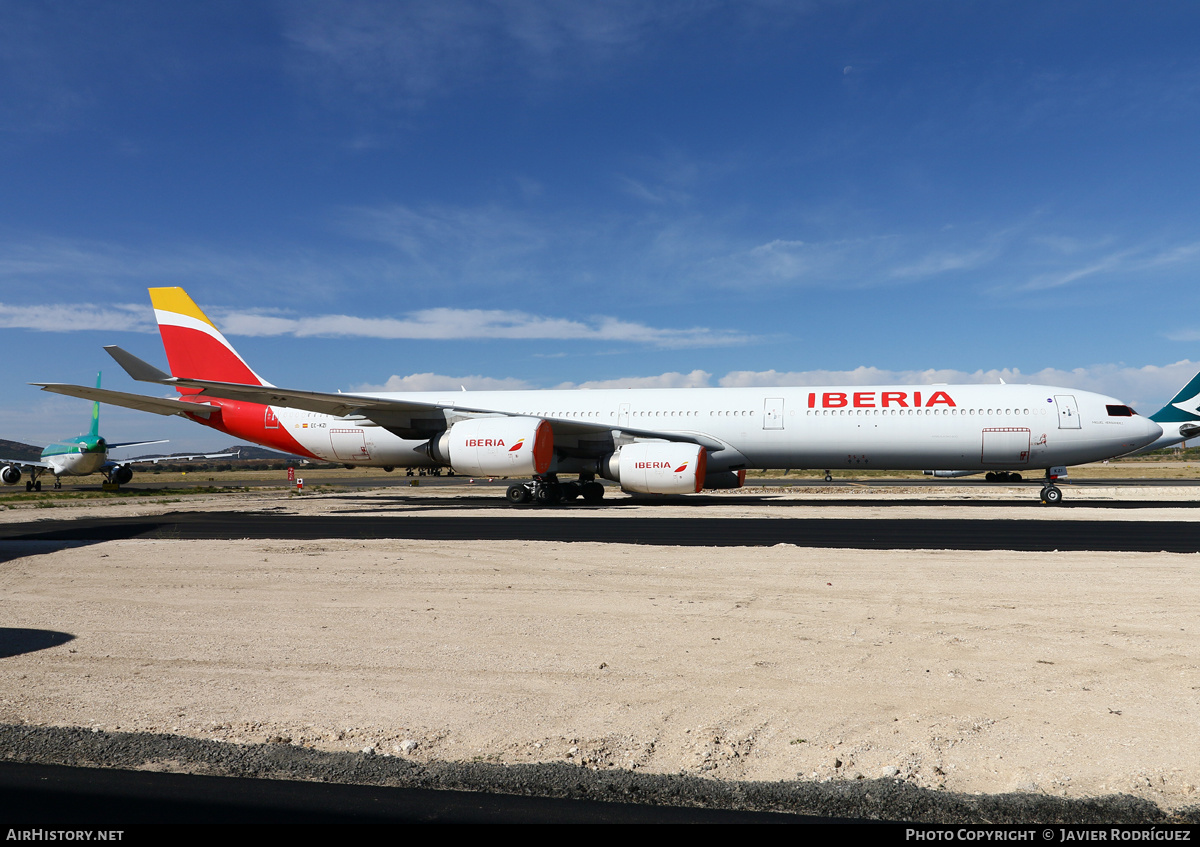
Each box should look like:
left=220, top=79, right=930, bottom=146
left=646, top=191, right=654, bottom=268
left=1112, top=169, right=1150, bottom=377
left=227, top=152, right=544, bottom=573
left=601, top=442, right=707, bottom=495
left=1, top=465, right=21, bottom=485
left=427, top=417, right=553, bottom=477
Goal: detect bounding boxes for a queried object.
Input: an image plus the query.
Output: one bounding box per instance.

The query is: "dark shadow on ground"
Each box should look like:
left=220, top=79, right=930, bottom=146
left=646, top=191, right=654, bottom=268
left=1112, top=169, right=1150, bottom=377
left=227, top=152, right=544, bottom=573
left=0, top=629, right=75, bottom=659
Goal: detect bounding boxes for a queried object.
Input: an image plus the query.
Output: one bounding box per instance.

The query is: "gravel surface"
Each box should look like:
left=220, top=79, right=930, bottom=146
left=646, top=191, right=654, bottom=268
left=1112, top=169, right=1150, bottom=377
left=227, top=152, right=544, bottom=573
left=2, top=485, right=1199, bottom=822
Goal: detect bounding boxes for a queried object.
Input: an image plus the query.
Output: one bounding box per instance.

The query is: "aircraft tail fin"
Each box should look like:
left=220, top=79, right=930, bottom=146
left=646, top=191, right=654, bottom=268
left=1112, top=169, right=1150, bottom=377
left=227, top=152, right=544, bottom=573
left=148, top=288, right=272, bottom=390
left=1150, top=366, right=1200, bottom=424
left=89, top=372, right=101, bottom=438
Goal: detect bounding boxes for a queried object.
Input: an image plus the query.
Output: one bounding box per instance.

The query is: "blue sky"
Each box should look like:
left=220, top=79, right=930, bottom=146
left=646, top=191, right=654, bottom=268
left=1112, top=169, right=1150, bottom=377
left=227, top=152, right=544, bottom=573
left=3, top=1, right=1200, bottom=451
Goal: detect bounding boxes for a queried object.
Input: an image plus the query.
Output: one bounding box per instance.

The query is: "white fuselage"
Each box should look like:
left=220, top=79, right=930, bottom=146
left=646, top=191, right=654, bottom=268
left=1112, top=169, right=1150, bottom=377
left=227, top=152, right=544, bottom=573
left=266, top=383, right=1161, bottom=474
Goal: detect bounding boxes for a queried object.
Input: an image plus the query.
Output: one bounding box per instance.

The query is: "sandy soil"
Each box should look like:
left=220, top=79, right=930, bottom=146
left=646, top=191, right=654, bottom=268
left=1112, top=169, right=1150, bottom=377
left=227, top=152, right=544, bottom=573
left=1, top=485, right=1198, bottom=809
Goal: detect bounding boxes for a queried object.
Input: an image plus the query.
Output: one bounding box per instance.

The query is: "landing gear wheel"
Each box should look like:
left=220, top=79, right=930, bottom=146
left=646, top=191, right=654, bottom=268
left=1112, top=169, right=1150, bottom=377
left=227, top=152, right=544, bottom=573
left=582, top=482, right=605, bottom=502
left=33, top=480, right=41, bottom=491
left=535, top=483, right=562, bottom=506
left=985, top=472, right=997, bottom=482
left=1041, top=485, right=1063, bottom=505
left=824, top=472, right=833, bottom=482
left=25, top=481, right=32, bottom=492
left=506, top=484, right=532, bottom=505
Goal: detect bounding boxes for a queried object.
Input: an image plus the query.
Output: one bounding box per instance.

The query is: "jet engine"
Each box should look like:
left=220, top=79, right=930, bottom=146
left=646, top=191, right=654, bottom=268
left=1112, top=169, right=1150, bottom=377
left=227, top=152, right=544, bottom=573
left=107, top=465, right=133, bottom=485
left=601, top=442, right=707, bottom=494
left=1, top=465, right=21, bottom=485
left=428, top=417, right=553, bottom=477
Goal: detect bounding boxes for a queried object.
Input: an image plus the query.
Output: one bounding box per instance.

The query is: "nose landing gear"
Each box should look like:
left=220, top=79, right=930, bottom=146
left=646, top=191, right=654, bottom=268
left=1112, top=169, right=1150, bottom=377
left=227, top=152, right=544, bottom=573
left=1040, top=467, right=1067, bottom=505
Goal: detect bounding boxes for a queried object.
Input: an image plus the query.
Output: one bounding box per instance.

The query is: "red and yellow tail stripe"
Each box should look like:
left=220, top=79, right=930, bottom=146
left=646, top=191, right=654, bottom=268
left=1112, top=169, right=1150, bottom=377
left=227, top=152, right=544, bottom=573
left=149, top=287, right=271, bottom=388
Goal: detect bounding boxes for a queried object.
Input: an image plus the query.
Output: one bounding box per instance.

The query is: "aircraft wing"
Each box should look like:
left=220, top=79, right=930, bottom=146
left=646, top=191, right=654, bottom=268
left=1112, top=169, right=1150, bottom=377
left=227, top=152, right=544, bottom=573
left=115, top=450, right=238, bottom=465
left=142, top=376, right=727, bottom=451
left=32, top=384, right=221, bottom=419
left=0, top=458, right=53, bottom=471
left=102, top=345, right=728, bottom=452
left=107, top=439, right=169, bottom=450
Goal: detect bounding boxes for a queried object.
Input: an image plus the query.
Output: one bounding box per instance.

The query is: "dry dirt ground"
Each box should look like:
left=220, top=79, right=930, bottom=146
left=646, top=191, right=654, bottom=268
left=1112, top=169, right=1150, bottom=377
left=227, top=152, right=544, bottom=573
left=1, top=482, right=1198, bottom=812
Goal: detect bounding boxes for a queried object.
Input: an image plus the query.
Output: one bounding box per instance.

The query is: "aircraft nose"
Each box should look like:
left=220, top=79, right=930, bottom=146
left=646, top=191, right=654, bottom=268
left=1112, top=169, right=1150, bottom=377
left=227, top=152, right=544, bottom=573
left=1144, top=417, right=1164, bottom=443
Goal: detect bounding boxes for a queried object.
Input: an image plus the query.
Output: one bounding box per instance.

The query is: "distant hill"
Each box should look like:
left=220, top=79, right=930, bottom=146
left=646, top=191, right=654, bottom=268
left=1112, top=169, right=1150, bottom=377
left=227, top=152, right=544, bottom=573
left=0, top=439, right=42, bottom=461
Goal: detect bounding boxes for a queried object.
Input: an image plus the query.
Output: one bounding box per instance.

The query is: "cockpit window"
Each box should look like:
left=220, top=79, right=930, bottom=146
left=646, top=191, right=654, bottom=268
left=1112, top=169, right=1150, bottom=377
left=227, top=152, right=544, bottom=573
left=1106, top=404, right=1136, bottom=417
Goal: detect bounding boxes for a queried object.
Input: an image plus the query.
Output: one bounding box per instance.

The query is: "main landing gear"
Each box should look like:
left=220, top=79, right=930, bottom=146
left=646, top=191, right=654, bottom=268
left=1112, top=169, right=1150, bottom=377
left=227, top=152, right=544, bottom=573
left=985, top=471, right=1022, bottom=482
left=506, top=474, right=605, bottom=507
left=23, top=469, right=45, bottom=491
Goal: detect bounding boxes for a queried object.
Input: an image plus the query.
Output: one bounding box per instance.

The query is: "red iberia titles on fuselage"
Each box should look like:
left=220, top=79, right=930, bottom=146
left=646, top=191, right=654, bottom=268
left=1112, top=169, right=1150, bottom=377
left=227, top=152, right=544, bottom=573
left=807, top=390, right=955, bottom=408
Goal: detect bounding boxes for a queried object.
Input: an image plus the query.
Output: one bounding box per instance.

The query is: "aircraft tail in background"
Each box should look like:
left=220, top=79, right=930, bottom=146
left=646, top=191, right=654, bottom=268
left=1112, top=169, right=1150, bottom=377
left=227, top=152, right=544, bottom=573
left=89, top=371, right=101, bottom=439
left=1135, top=366, right=1200, bottom=453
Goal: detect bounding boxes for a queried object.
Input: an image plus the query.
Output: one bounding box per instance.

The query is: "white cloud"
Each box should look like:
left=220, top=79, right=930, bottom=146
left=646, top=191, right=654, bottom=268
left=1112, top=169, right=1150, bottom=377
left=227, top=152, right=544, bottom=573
left=215, top=307, right=748, bottom=348
left=280, top=1, right=715, bottom=108
left=1, top=295, right=748, bottom=349
left=1016, top=240, right=1200, bottom=292
left=703, top=235, right=915, bottom=289
left=554, top=370, right=713, bottom=390
left=352, top=373, right=535, bottom=393
left=0, top=302, right=154, bottom=333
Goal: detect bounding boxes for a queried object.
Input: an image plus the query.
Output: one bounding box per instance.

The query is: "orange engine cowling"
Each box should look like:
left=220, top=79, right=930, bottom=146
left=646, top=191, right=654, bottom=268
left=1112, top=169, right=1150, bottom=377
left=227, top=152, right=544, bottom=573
left=602, top=442, right=707, bottom=494
left=431, top=417, right=553, bottom=477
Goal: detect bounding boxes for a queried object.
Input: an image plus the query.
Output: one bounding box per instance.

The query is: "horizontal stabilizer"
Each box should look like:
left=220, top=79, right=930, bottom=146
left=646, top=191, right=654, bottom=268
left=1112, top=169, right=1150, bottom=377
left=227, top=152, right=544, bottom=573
left=103, top=346, right=173, bottom=384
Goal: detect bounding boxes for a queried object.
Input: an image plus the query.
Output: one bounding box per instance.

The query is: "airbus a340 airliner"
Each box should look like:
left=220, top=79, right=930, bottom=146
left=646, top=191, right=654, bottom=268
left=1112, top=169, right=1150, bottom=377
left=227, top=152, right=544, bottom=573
left=35, top=288, right=1166, bottom=506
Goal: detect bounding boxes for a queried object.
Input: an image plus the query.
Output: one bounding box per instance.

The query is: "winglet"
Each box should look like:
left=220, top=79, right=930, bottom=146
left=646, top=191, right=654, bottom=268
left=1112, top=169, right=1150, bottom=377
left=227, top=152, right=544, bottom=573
left=104, top=346, right=174, bottom=384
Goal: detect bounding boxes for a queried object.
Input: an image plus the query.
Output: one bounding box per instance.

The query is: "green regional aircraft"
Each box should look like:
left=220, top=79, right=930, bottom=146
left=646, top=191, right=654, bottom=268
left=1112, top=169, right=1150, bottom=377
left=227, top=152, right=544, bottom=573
left=1, top=373, right=232, bottom=491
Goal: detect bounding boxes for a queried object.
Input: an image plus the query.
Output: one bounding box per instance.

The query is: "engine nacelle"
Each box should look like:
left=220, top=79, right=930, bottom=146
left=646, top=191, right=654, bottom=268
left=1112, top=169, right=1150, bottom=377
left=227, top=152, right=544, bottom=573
left=1, top=465, right=21, bottom=485
left=602, top=442, right=707, bottom=495
left=430, top=417, right=553, bottom=477
left=703, top=469, right=746, bottom=490
left=108, top=465, right=133, bottom=485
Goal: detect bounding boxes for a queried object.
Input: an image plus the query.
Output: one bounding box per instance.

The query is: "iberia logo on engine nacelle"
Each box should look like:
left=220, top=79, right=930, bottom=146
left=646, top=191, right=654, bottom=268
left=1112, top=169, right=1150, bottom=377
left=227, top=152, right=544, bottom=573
left=465, top=438, right=505, bottom=447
